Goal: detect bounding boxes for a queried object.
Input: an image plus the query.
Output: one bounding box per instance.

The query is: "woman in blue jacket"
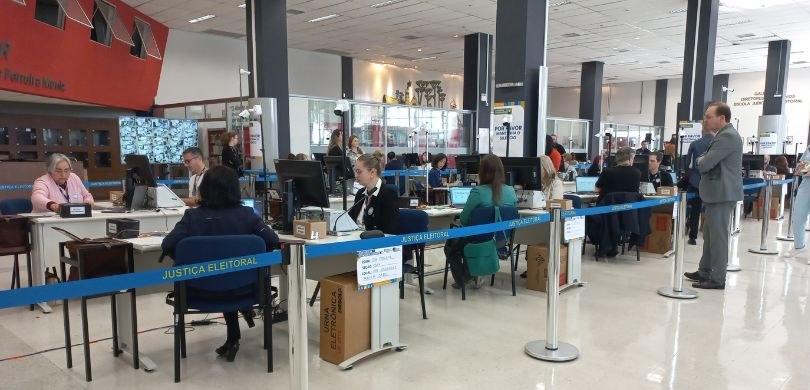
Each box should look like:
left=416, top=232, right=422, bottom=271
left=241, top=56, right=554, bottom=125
left=163, top=166, right=279, bottom=362
left=428, top=153, right=447, bottom=188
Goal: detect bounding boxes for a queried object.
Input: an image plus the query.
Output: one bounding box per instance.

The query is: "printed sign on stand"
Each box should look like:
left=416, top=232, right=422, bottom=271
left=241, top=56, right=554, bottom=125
left=356, top=246, right=403, bottom=290
left=564, top=216, right=585, bottom=241
left=758, top=132, right=778, bottom=155
left=491, top=105, right=525, bottom=157
left=678, top=121, right=703, bottom=156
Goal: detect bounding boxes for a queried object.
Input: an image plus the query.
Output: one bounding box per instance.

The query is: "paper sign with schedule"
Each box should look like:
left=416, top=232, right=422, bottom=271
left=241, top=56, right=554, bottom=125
left=356, top=246, right=403, bottom=290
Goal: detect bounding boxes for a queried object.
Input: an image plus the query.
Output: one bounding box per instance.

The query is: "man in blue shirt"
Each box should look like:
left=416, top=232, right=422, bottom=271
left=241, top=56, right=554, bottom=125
left=384, top=152, right=406, bottom=195
left=684, top=123, right=715, bottom=245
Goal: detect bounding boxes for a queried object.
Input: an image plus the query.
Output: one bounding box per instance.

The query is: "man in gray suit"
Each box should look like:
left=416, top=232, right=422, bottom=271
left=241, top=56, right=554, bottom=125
left=684, top=102, right=743, bottom=289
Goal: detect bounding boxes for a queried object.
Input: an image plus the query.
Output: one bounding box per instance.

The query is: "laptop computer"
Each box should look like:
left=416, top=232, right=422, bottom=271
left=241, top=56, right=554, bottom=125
left=575, top=177, right=599, bottom=194
left=449, top=187, right=473, bottom=208
left=240, top=198, right=263, bottom=217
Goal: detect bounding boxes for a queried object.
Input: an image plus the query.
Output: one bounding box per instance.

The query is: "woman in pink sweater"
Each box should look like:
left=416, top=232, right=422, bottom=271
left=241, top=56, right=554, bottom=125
left=31, top=153, right=94, bottom=213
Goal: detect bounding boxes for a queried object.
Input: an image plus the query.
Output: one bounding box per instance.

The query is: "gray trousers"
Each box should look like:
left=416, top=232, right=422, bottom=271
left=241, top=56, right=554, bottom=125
left=698, top=201, right=736, bottom=283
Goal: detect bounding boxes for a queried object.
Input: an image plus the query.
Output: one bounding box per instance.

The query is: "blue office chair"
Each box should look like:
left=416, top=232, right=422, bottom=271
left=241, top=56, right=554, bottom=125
left=0, top=198, right=33, bottom=214
left=170, top=235, right=273, bottom=383
left=398, top=209, right=429, bottom=319
left=443, top=205, right=520, bottom=300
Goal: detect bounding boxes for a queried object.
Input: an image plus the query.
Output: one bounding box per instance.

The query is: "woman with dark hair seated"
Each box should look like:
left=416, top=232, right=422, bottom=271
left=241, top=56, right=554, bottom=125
left=162, top=166, right=279, bottom=362
left=428, top=153, right=447, bottom=188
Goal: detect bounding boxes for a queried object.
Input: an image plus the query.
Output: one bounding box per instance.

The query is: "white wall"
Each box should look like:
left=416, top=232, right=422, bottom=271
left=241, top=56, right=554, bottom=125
left=352, top=60, right=464, bottom=108
left=726, top=68, right=810, bottom=150
left=548, top=86, right=579, bottom=118
left=155, top=30, right=341, bottom=105
left=603, top=81, right=655, bottom=125
left=664, top=78, right=682, bottom=140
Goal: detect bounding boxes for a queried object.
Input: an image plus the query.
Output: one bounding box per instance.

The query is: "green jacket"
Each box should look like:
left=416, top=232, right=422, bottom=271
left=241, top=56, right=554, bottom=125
left=460, top=184, right=518, bottom=226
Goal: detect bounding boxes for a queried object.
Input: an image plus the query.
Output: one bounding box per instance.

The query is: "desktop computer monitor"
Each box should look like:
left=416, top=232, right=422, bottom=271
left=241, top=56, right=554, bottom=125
left=274, top=159, right=330, bottom=232
left=742, top=154, right=765, bottom=172
left=633, top=161, right=650, bottom=182
left=402, top=153, right=420, bottom=167
left=323, top=155, right=353, bottom=193
left=455, top=154, right=481, bottom=175
left=123, top=154, right=156, bottom=210
left=500, top=157, right=542, bottom=191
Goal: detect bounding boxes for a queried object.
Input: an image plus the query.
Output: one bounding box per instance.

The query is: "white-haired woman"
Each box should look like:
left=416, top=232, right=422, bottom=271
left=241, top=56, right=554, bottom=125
left=31, top=153, right=94, bottom=213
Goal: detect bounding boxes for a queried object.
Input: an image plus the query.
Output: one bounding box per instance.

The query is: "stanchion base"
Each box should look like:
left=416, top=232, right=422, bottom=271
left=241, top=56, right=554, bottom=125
left=776, top=236, right=794, bottom=241
left=726, top=264, right=741, bottom=272
left=524, top=341, right=578, bottom=362
left=748, top=248, right=779, bottom=255
left=657, top=287, right=698, bottom=299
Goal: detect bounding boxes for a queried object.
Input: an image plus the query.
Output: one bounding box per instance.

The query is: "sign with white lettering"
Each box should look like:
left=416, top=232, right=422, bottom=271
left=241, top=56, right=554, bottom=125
left=356, top=246, right=403, bottom=290
left=677, top=121, right=702, bottom=156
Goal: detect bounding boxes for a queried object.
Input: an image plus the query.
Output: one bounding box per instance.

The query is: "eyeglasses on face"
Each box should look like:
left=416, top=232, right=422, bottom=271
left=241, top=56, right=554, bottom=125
left=183, top=155, right=200, bottom=165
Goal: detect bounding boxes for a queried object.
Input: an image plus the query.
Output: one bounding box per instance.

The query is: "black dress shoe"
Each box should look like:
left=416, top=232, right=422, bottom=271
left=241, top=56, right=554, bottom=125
left=241, top=309, right=255, bottom=328
left=692, top=280, right=725, bottom=290
left=226, top=342, right=240, bottom=362
left=688, top=238, right=697, bottom=245
left=215, top=342, right=229, bottom=356
left=683, top=271, right=707, bottom=282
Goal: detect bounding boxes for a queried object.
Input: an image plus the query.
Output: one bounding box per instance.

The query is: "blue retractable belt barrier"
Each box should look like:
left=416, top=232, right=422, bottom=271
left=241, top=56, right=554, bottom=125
left=0, top=251, right=281, bottom=310
left=561, top=196, right=678, bottom=218
left=380, top=169, right=457, bottom=177
left=305, top=213, right=550, bottom=259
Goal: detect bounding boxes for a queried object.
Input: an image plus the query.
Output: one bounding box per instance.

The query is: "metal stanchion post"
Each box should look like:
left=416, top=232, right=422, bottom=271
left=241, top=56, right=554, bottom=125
left=777, top=178, right=796, bottom=241
left=284, top=243, right=308, bottom=390
left=658, top=192, right=698, bottom=299
left=749, top=179, right=779, bottom=255
left=525, top=207, right=579, bottom=362
left=726, top=213, right=741, bottom=272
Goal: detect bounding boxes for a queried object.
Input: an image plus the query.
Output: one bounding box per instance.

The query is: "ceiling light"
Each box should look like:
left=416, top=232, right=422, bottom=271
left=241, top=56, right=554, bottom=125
left=188, top=14, right=216, bottom=23
left=550, top=1, right=571, bottom=6
left=413, top=56, right=437, bottom=62
left=238, top=3, right=246, bottom=8
left=370, top=0, right=407, bottom=8
left=669, top=8, right=687, bottom=14
left=308, top=14, right=339, bottom=22
left=452, top=34, right=460, bottom=38
left=417, top=48, right=422, bottom=52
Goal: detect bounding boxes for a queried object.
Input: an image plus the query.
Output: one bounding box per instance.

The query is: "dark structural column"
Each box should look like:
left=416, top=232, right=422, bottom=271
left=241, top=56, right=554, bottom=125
left=712, top=74, right=729, bottom=102
left=654, top=79, right=668, bottom=128
left=677, top=0, right=719, bottom=124
left=763, top=40, right=791, bottom=115
left=246, top=0, right=291, bottom=158
left=463, top=33, right=493, bottom=153
left=494, top=0, right=548, bottom=157
left=579, top=61, right=604, bottom=157
left=341, top=56, right=353, bottom=99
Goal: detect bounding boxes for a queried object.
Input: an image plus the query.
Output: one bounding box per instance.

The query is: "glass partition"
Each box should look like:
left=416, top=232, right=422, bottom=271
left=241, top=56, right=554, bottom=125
left=547, top=117, right=589, bottom=154
left=601, top=122, right=664, bottom=155
left=297, top=95, right=473, bottom=164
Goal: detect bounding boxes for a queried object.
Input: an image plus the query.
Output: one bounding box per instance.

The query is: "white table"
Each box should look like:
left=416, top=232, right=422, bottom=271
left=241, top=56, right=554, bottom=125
left=26, top=206, right=186, bottom=312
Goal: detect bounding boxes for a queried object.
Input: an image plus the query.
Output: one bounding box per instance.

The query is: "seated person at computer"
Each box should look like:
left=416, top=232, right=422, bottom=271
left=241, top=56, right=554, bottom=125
left=540, top=155, right=564, bottom=199
left=647, top=151, right=674, bottom=190
left=162, top=166, right=280, bottom=362
left=31, top=153, right=94, bottom=213
left=347, top=154, right=399, bottom=234
left=448, top=154, right=517, bottom=289
left=181, top=147, right=207, bottom=207
left=586, top=155, right=602, bottom=177
left=595, top=147, right=641, bottom=200
left=429, top=153, right=447, bottom=188
left=636, top=141, right=652, bottom=155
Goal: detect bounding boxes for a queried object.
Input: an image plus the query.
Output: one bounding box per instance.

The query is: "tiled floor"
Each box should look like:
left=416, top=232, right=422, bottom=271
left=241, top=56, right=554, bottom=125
left=0, top=216, right=808, bottom=389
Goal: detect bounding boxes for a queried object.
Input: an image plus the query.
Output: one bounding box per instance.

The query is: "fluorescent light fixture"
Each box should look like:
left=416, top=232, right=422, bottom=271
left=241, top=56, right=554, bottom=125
left=669, top=8, right=687, bottom=13
left=238, top=3, right=246, bottom=8
left=413, top=56, right=437, bottom=62
left=550, top=1, right=571, bottom=6
left=307, top=14, right=339, bottom=22
left=188, top=14, right=215, bottom=23
left=371, top=0, right=407, bottom=8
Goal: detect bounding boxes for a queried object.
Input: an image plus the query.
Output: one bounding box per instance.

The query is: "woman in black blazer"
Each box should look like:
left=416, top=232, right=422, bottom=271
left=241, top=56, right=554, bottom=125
left=162, top=166, right=279, bottom=362
left=347, top=154, right=399, bottom=234
left=220, top=131, right=244, bottom=176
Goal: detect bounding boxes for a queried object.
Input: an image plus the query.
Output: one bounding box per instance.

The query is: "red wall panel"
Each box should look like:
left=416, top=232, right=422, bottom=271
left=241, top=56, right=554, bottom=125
left=0, top=0, right=168, bottom=110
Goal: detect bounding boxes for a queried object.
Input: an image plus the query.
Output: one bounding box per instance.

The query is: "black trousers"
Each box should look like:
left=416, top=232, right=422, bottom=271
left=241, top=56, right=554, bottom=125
left=445, top=237, right=470, bottom=285
left=223, top=311, right=240, bottom=342
left=687, top=185, right=703, bottom=240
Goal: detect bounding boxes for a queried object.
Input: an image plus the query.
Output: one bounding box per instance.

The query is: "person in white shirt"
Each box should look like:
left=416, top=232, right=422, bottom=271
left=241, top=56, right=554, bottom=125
left=182, top=147, right=207, bottom=207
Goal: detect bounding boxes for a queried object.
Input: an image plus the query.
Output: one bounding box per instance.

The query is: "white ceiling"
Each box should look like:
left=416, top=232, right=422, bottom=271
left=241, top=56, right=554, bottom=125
left=79, top=0, right=810, bottom=87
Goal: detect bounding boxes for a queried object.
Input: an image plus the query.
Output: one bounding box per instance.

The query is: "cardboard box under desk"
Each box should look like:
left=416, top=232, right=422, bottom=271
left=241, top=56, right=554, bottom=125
left=525, top=245, right=568, bottom=292
left=752, top=197, right=780, bottom=220
left=640, top=212, right=673, bottom=254
left=319, top=272, right=371, bottom=365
